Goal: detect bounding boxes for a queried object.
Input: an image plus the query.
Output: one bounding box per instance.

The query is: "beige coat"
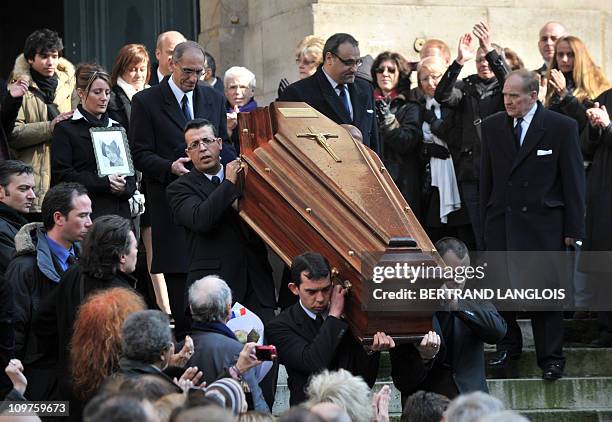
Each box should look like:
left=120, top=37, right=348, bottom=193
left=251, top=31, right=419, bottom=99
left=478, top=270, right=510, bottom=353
left=9, top=55, right=78, bottom=212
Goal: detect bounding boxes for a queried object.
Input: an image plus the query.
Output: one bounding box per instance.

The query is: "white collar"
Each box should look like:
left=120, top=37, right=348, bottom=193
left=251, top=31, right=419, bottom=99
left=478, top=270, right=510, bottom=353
left=168, top=76, right=193, bottom=106
left=202, top=165, right=224, bottom=182
left=157, top=68, right=165, bottom=84
left=322, top=67, right=343, bottom=90
left=299, top=300, right=318, bottom=320
left=515, top=102, right=538, bottom=126
left=71, top=108, right=118, bottom=127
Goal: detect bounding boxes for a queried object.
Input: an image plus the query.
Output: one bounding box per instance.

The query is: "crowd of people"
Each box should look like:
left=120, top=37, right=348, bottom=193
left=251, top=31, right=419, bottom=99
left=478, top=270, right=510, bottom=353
left=0, top=18, right=610, bottom=422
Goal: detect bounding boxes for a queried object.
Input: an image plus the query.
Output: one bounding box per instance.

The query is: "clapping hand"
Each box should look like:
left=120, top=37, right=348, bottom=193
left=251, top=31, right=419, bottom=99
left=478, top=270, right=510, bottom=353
left=586, top=102, right=611, bottom=129
left=372, top=385, right=391, bottom=422
left=169, top=335, right=194, bottom=367
left=456, top=33, right=476, bottom=66
left=549, top=69, right=568, bottom=99
left=174, top=366, right=204, bottom=393
left=8, top=79, right=29, bottom=98
left=5, top=359, right=27, bottom=395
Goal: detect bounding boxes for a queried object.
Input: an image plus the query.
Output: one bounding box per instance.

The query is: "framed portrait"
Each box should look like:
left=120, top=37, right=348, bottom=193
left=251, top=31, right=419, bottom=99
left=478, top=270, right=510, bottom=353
left=90, top=127, right=135, bottom=177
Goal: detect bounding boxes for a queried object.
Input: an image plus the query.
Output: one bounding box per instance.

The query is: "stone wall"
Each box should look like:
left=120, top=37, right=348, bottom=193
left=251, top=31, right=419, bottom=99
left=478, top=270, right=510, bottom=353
left=200, top=0, right=611, bottom=105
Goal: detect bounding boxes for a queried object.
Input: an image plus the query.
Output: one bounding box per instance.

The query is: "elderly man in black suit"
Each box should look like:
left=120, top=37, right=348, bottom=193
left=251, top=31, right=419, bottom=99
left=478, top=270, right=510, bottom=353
left=279, top=33, right=379, bottom=154
left=266, top=251, right=395, bottom=405
left=480, top=69, right=585, bottom=380
left=130, top=41, right=232, bottom=338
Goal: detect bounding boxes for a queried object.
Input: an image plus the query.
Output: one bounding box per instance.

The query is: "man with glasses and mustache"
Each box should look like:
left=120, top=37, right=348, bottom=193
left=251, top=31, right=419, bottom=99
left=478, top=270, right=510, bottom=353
left=130, top=41, right=233, bottom=339
left=279, top=33, right=379, bottom=154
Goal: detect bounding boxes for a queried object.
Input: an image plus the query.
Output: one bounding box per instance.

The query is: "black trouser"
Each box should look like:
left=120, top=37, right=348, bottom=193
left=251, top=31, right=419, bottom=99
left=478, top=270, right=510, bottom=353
left=498, top=311, right=565, bottom=369
left=165, top=273, right=188, bottom=341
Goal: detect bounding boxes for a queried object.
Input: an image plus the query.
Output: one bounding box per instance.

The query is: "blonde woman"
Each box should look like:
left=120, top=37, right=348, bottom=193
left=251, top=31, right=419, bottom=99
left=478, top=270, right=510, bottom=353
left=278, top=35, right=325, bottom=96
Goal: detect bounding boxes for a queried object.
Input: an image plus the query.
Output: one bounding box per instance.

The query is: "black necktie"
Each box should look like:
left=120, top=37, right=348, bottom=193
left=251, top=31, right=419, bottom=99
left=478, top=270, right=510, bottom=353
left=181, top=94, right=192, bottom=121
left=514, top=117, right=524, bottom=150
left=315, top=314, right=325, bottom=329
left=67, top=253, right=77, bottom=267
left=337, top=84, right=351, bottom=119
left=211, top=176, right=221, bottom=186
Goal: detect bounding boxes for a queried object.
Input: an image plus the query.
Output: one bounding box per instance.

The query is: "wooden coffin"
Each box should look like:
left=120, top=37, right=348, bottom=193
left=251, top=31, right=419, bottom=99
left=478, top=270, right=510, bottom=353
left=237, top=102, right=442, bottom=343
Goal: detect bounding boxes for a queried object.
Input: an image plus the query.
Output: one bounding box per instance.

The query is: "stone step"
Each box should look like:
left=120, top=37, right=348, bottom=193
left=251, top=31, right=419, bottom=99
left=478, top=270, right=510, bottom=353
left=275, top=347, right=612, bottom=385
left=387, top=409, right=612, bottom=422
left=272, top=374, right=612, bottom=414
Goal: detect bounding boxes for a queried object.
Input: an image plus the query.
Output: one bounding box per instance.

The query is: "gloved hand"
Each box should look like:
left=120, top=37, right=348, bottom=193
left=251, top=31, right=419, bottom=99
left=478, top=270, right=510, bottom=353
left=423, top=143, right=450, bottom=159
left=375, top=99, right=396, bottom=127
left=422, top=107, right=438, bottom=124
left=277, top=78, right=290, bottom=98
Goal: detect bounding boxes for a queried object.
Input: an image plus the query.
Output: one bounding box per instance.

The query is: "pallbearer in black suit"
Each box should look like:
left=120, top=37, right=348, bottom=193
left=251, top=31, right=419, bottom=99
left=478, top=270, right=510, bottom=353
left=266, top=252, right=395, bottom=405
left=480, top=69, right=585, bottom=380
left=279, top=33, right=379, bottom=153
left=166, top=119, right=275, bottom=320
left=130, top=41, right=232, bottom=338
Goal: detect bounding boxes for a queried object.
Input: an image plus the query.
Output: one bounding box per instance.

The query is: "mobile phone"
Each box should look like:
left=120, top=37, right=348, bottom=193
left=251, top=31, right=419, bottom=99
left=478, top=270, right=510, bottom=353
left=255, top=345, right=277, bottom=361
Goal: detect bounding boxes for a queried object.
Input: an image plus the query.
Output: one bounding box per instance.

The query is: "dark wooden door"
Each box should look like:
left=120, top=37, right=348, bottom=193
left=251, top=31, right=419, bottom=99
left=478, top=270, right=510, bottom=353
left=63, top=0, right=199, bottom=71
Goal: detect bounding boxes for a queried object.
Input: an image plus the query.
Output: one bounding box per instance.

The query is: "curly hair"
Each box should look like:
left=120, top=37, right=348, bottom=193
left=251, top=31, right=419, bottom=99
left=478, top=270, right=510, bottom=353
left=545, top=35, right=611, bottom=105
left=23, top=28, right=63, bottom=61
left=371, top=51, right=412, bottom=94
left=70, top=287, right=145, bottom=401
left=79, top=215, right=132, bottom=280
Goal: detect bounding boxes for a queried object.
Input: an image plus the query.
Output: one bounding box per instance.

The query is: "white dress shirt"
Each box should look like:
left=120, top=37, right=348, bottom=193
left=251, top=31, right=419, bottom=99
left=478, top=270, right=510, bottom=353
left=515, top=103, right=538, bottom=146
left=322, top=68, right=353, bottom=120
left=168, top=77, right=194, bottom=119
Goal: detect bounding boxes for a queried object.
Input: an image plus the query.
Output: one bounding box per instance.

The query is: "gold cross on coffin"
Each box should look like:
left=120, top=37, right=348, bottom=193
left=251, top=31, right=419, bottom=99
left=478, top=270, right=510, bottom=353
left=296, top=127, right=342, bottom=162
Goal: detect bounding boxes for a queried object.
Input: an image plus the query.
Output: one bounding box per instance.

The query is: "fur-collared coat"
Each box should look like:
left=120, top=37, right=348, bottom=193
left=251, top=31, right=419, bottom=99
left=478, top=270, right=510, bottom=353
left=8, top=55, right=78, bottom=212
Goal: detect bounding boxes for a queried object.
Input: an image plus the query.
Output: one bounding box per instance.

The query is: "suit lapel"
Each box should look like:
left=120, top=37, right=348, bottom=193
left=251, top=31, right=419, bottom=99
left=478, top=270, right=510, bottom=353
left=292, top=302, right=319, bottom=340
left=193, top=85, right=214, bottom=120
left=499, top=115, right=518, bottom=163
left=160, top=80, right=188, bottom=130
left=511, top=104, right=546, bottom=173
left=316, top=69, right=352, bottom=124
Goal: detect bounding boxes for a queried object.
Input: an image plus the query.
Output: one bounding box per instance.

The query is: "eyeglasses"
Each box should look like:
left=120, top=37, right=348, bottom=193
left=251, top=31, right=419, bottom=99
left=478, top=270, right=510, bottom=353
left=375, top=66, right=397, bottom=74
left=186, top=138, right=221, bottom=151
left=331, top=52, right=362, bottom=68
left=178, top=66, right=205, bottom=77
left=296, top=57, right=316, bottom=66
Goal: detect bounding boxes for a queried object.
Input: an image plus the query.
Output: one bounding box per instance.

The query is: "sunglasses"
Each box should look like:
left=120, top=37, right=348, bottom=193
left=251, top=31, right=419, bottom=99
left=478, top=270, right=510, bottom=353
left=375, top=66, right=397, bottom=74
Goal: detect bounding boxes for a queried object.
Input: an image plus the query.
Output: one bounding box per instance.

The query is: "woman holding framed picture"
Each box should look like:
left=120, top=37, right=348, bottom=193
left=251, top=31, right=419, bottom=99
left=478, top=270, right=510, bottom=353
left=50, top=63, right=136, bottom=220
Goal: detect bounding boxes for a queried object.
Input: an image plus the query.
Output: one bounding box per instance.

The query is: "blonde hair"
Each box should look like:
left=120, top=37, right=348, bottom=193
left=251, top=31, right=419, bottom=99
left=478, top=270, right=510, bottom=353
left=545, top=35, right=611, bottom=105
left=295, top=35, right=325, bottom=66
left=417, top=56, right=448, bottom=90
left=420, top=39, right=452, bottom=64
left=305, top=369, right=372, bottom=422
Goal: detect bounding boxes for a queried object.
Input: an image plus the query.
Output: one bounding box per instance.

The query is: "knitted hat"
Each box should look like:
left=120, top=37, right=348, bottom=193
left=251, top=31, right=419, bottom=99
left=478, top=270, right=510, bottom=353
left=205, top=378, right=247, bottom=414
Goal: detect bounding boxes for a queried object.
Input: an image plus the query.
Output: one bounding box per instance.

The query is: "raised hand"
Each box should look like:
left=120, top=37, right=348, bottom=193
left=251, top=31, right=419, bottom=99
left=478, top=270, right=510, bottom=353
left=8, top=79, right=29, bottom=98
left=473, top=21, right=493, bottom=52
left=456, top=33, right=476, bottom=66
left=416, top=330, right=441, bottom=360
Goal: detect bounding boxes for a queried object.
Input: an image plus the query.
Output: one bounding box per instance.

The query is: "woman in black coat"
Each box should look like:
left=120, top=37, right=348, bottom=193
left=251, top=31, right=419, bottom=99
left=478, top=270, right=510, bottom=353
left=582, top=90, right=612, bottom=346
left=371, top=51, right=424, bottom=220
left=51, top=63, right=135, bottom=220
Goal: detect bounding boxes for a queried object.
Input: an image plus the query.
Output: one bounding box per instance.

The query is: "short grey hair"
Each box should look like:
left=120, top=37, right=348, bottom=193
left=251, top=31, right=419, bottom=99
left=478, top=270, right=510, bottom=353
left=305, top=369, right=372, bottom=422
left=189, top=275, right=232, bottom=323
left=444, top=391, right=505, bottom=422
left=121, top=310, right=172, bottom=364
left=479, top=410, right=530, bottom=422
left=224, top=66, right=256, bottom=89
left=172, top=40, right=205, bottom=63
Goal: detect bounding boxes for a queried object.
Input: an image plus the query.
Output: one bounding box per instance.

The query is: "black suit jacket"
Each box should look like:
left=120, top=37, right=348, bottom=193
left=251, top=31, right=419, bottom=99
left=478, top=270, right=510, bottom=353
left=129, top=78, right=233, bottom=273
left=390, top=300, right=506, bottom=400
left=166, top=170, right=275, bottom=307
left=266, top=302, right=379, bottom=405
left=480, top=103, right=585, bottom=252
left=149, top=63, right=160, bottom=86
left=279, top=66, right=379, bottom=154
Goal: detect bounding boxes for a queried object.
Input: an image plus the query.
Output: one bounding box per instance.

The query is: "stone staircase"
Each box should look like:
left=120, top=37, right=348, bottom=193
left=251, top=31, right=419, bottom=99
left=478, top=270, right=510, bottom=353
left=272, top=318, right=612, bottom=421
